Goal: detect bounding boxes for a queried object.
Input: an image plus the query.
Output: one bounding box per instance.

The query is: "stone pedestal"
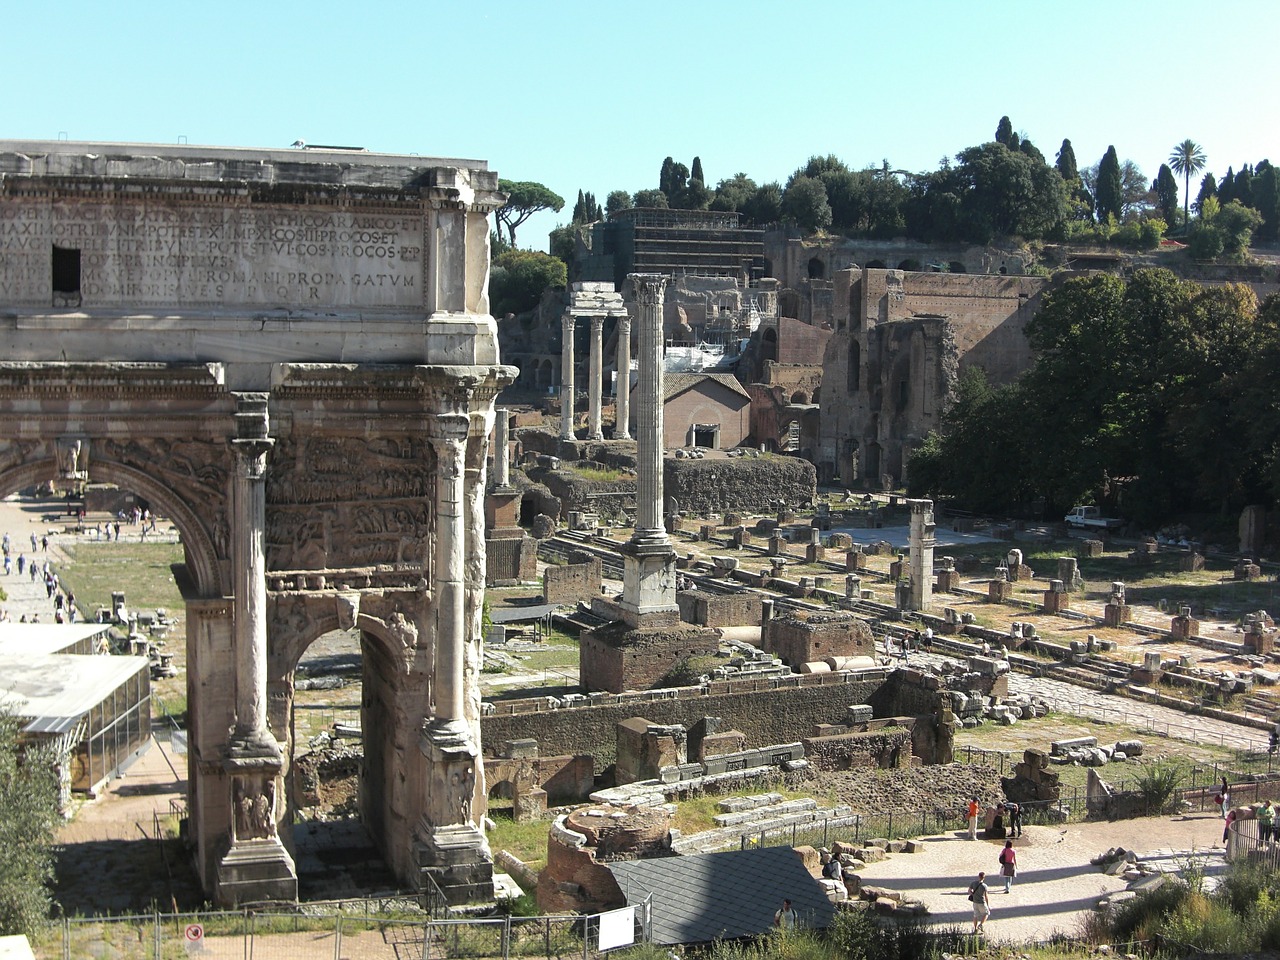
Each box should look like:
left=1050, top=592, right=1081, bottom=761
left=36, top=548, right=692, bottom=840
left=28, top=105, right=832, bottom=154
left=217, top=838, right=298, bottom=905
left=805, top=542, right=826, bottom=563
left=1081, top=539, right=1104, bottom=558
left=217, top=753, right=296, bottom=905
left=1042, top=585, right=1070, bottom=614
left=989, top=580, right=1013, bottom=602
left=1170, top=608, right=1200, bottom=640
left=936, top=557, right=960, bottom=592
left=768, top=535, right=785, bottom=556
left=1180, top=552, right=1206, bottom=572
left=907, top=499, right=935, bottom=612
left=846, top=549, right=867, bottom=572
left=1103, top=603, right=1131, bottom=628
left=1235, top=559, right=1262, bottom=581
left=1245, top=630, right=1275, bottom=656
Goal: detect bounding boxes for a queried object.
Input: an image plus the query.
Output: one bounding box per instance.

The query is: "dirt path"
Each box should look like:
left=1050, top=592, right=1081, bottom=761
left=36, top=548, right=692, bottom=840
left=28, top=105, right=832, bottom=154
left=852, top=811, right=1228, bottom=942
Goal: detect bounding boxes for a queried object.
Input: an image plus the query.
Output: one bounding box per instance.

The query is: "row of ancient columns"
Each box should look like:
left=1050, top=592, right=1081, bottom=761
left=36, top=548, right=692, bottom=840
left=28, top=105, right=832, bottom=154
left=560, top=313, right=631, bottom=442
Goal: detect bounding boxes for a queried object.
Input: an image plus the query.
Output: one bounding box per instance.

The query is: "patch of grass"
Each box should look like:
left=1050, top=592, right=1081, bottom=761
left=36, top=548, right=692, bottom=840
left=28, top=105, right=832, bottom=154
left=486, top=808, right=552, bottom=865
left=570, top=464, right=624, bottom=483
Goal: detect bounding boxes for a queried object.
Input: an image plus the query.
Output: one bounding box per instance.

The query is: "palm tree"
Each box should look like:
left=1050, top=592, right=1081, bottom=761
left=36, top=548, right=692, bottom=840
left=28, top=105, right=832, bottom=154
left=1168, top=139, right=1207, bottom=229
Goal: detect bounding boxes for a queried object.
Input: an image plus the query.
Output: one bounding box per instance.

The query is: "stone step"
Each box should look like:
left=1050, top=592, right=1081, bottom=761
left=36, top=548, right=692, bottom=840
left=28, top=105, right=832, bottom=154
left=714, top=798, right=817, bottom=827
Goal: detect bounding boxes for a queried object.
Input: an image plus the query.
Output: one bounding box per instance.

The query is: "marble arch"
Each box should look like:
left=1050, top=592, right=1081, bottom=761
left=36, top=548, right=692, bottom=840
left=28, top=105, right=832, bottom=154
left=0, top=140, right=514, bottom=905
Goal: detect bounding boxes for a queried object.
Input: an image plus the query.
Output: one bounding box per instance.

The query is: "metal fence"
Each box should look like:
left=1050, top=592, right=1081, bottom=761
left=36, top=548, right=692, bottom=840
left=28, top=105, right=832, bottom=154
left=54, top=900, right=651, bottom=960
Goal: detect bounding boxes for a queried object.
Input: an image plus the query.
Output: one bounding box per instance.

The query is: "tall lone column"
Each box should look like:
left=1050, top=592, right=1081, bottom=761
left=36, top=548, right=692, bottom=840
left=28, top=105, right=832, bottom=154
left=230, top=393, right=276, bottom=753
left=618, top=274, right=678, bottom=625
left=560, top=314, right=576, bottom=440
left=907, top=498, right=936, bottom=612
left=493, top=408, right=510, bottom=488
left=588, top=315, right=604, bottom=440
left=615, top=315, right=632, bottom=440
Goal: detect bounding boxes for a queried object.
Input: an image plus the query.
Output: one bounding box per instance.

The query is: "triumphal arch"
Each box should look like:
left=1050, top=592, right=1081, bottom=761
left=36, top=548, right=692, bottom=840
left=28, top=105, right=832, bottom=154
left=0, top=140, right=513, bottom=904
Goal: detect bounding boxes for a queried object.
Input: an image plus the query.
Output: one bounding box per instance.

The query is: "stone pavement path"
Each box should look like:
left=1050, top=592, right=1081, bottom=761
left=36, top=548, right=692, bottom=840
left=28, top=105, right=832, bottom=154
left=851, top=812, right=1227, bottom=943
left=897, top=647, right=1268, bottom=752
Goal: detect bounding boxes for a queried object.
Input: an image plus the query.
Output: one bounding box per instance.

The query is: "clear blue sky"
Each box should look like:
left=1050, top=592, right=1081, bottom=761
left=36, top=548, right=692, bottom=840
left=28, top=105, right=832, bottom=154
left=5, top=0, right=1277, bottom=250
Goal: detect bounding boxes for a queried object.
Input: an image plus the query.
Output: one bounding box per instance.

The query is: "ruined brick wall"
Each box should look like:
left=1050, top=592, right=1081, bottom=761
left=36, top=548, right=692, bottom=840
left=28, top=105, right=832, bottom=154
left=487, top=536, right=537, bottom=585
left=804, top=728, right=913, bottom=771
left=665, top=456, right=816, bottom=515
left=543, top=557, right=602, bottom=604
left=764, top=614, right=874, bottom=667
left=676, top=590, right=762, bottom=627
left=775, top=317, right=833, bottom=366
left=579, top=622, right=720, bottom=694
left=816, top=268, right=1052, bottom=484
left=482, top=675, right=885, bottom=772
left=867, top=669, right=953, bottom=764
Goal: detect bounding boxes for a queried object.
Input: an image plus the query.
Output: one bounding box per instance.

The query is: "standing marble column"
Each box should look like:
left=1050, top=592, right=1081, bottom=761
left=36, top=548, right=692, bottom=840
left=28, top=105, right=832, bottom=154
left=427, top=412, right=471, bottom=739
left=588, top=315, right=604, bottom=440
left=218, top=393, right=296, bottom=907
left=633, top=277, right=668, bottom=541
left=614, top=315, right=632, bottom=440
left=493, top=409, right=510, bottom=488
left=560, top=313, right=576, bottom=440
left=619, top=275, right=678, bottom=625
left=230, top=393, right=277, bottom=754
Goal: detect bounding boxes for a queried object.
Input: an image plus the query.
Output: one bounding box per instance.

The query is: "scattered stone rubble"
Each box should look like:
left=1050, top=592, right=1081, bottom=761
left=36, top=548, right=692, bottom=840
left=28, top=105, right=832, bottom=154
left=1050, top=736, right=1144, bottom=767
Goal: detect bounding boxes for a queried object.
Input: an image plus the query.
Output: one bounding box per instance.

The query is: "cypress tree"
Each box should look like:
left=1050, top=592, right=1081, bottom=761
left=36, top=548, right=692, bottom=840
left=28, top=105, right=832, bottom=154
left=1096, top=146, right=1123, bottom=222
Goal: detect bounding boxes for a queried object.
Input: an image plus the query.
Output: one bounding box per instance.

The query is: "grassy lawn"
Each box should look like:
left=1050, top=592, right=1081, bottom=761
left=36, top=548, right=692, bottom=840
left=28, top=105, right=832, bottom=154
left=56, top=540, right=188, bottom=715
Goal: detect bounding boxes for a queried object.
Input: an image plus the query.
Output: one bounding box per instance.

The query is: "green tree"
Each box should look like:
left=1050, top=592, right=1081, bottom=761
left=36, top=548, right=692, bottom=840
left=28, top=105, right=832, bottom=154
left=1195, top=172, right=1217, bottom=216
left=605, top=190, right=631, bottom=218
left=548, top=224, right=576, bottom=265
left=1095, top=146, right=1123, bottom=222
left=1168, top=139, right=1207, bottom=227
left=995, top=116, right=1014, bottom=146
left=1154, top=164, right=1179, bottom=225
left=780, top=175, right=832, bottom=233
left=659, top=157, right=675, bottom=196
left=494, top=180, right=565, bottom=248
left=1234, top=164, right=1254, bottom=208
left=1120, top=160, right=1153, bottom=219
left=709, top=173, right=756, bottom=213
left=1216, top=200, right=1263, bottom=255
left=1056, top=138, right=1078, bottom=181
left=0, top=711, right=60, bottom=936
left=690, top=156, right=704, bottom=185
left=1219, top=167, right=1236, bottom=205
left=741, top=182, right=783, bottom=225
left=1253, top=162, right=1279, bottom=242
left=631, top=188, right=668, bottom=208
left=488, top=248, right=567, bottom=317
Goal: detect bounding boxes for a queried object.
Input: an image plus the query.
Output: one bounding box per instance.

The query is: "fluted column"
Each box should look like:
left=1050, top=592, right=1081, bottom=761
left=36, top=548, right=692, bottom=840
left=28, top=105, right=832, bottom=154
left=428, top=413, right=471, bottom=734
left=230, top=394, right=276, bottom=753
left=633, top=276, right=668, bottom=542
left=493, top=408, right=510, bottom=488
left=560, top=314, right=576, bottom=440
left=588, top=316, right=604, bottom=440
left=615, top=315, right=632, bottom=440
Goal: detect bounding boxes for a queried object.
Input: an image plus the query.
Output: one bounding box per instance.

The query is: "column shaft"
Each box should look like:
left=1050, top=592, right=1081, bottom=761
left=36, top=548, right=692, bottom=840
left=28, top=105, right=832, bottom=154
left=633, top=277, right=667, bottom=539
left=588, top=316, right=604, bottom=440
left=615, top=317, right=631, bottom=440
left=432, top=414, right=470, bottom=723
left=230, top=395, right=274, bottom=746
left=560, top=314, right=576, bottom=440
left=494, top=409, right=510, bottom=488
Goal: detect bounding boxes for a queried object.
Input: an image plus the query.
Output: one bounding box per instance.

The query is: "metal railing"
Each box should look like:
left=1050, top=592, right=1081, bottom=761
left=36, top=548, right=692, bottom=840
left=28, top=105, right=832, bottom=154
left=57, top=897, right=652, bottom=960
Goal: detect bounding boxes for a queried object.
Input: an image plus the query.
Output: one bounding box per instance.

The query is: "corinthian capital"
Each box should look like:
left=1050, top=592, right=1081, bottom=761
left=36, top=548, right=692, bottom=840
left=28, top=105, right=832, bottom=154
left=629, top=273, right=667, bottom=306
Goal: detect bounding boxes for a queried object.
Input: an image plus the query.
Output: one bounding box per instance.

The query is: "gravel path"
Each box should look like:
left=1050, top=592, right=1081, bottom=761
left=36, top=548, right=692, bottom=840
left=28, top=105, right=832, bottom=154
left=851, top=812, right=1227, bottom=942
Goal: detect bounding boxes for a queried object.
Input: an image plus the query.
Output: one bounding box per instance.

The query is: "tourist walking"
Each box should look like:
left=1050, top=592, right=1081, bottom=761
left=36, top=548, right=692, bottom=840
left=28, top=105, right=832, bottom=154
left=1219, top=777, right=1231, bottom=818
left=967, top=796, right=981, bottom=840
left=16, top=554, right=24, bottom=576
left=1224, top=807, right=1237, bottom=845
left=968, top=872, right=991, bottom=933
left=998, top=840, right=1017, bottom=893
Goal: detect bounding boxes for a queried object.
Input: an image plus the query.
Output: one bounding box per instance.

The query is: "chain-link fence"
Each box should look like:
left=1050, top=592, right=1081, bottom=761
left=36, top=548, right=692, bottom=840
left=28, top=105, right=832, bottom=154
left=54, top=899, right=651, bottom=960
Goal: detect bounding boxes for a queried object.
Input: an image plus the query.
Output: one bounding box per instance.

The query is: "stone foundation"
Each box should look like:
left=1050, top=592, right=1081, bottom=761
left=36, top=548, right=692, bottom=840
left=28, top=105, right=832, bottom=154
left=579, top=619, right=719, bottom=693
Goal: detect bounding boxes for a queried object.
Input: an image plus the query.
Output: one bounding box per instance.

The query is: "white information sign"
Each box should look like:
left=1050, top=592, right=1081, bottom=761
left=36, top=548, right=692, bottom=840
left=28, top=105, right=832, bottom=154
left=597, top=906, right=636, bottom=951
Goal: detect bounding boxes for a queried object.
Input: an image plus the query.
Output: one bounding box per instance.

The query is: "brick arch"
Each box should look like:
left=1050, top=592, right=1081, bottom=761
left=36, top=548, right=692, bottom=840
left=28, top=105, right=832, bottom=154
left=0, top=456, right=223, bottom=598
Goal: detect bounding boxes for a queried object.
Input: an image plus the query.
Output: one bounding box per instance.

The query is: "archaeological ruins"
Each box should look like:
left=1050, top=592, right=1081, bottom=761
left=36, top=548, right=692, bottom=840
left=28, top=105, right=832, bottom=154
left=0, top=140, right=513, bottom=905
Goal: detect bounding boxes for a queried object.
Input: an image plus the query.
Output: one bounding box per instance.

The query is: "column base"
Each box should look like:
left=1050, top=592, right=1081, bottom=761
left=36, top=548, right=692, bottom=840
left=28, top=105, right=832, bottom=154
left=618, top=536, right=678, bottom=628
left=413, top=822, right=494, bottom=906
left=422, top=717, right=478, bottom=762
left=216, top=838, right=297, bottom=906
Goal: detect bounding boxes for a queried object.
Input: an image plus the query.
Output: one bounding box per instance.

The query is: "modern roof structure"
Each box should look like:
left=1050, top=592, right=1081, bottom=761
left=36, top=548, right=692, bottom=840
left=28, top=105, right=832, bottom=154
left=0, top=652, right=149, bottom=735
left=0, top=622, right=112, bottom=657
left=607, top=847, right=834, bottom=945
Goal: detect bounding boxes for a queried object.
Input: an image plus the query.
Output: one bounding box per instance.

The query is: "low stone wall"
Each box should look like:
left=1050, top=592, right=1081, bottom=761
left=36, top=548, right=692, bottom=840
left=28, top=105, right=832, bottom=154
left=676, top=589, right=762, bottom=627
left=543, top=555, right=602, bottom=604
left=483, top=673, right=886, bottom=772
left=805, top=728, right=913, bottom=771
left=665, top=456, right=816, bottom=515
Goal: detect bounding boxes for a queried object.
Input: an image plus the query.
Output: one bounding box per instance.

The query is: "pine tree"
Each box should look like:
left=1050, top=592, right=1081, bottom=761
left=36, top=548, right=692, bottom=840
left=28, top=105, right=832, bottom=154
left=1056, top=139, right=1078, bottom=181
left=1195, top=172, right=1217, bottom=216
left=691, top=156, right=704, bottom=185
left=995, top=116, right=1013, bottom=146
left=1219, top=167, right=1235, bottom=205
left=1096, top=146, right=1123, bottom=222
left=659, top=157, right=675, bottom=196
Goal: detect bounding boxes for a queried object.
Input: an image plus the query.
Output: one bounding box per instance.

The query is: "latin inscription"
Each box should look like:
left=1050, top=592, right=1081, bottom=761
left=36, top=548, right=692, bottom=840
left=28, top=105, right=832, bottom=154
left=0, top=200, right=425, bottom=309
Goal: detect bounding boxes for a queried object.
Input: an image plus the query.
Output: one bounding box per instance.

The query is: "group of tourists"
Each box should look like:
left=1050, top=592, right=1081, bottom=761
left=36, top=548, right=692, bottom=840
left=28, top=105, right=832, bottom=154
left=963, top=797, right=1025, bottom=933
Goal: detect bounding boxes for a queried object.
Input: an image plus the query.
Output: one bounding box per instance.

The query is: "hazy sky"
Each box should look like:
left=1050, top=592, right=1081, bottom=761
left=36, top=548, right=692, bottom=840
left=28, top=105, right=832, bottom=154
left=5, top=0, right=1277, bottom=249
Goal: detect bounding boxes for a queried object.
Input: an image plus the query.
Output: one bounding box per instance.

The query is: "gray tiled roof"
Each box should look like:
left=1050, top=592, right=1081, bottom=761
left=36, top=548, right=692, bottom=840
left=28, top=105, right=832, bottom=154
left=607, top=847, right=834, bottom=945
